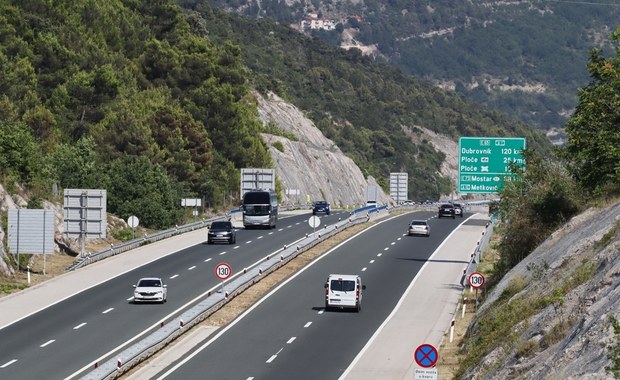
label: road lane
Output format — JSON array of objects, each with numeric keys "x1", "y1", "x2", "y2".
[
  {"x1": 0, "y1": 211, "x2": 348, "y2": 380},
  {"x1": 154, "y1": 211, "x2": 471, "y2": 379}
]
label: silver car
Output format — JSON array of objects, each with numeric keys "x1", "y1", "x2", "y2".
[
  {"x1": 408, "y1": 220, "x2": 430, "y2": 237},
  {"x1": 133, "y1": 277, "x2": 167, "y2": 303}
]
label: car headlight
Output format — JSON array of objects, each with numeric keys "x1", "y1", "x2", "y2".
[{"x1": 134, "y1": 291, "x2": 140, "y2": 297}]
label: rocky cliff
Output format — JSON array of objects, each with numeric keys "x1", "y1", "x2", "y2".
[
  {"x1": 465, "y1": 201, "x2": 620, "y2": 379},
  {"x1": 255, "y1": 91, "x2": 390, "y2": 207}
]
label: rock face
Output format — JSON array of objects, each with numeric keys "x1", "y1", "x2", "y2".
[
  {"x1": 256, "y1": 91, "x2": 389, "y2": 207},
  {"x1": 468, "y1": 202, "x2": 620, "y2": 379}
]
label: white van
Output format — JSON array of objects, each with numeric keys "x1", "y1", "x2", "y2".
[{"x1": 324, "y1": 274, "x2": 365, "y2": 312}]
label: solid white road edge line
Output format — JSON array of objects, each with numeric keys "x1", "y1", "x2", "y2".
[{"x1": 338, "y1": 215, "x2": 476, "y2": 379}]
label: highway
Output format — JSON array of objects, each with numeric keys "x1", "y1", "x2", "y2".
[
  {"x1": 151, "y1": 211, "x2": 467, "y2": 379},
  {"x1": 0, "y1": 212, "x2": 349, "y2": 380}
]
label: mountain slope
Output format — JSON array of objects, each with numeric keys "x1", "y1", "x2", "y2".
[
  {"x1": 200, "y1": 0, "x2": 620, "y2": 141},
  {"x1": 180, "y1": 2, "x2": 552, "y2": 200}
]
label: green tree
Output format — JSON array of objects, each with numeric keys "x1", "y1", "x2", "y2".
[
  {"x1": 496, "y1": 150, "x2": 583, "y2": 276},
  {"x1": 0, "y1": 120, "x2": 42, "y2": 184},
  {"x1": 46, "y1": 136, "x2": 102, "y2": 190},
  {"x1": 560, "y1": 27, "x2": 620, "y2": 196},
  {"x1": 104, "y1": 155, "x2": 184, "y2": 229}
]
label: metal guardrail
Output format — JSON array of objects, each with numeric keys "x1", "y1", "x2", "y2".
[
  {"x1": 82, "y1": 210, "x2": 381, "y2": 379},
  {"x1": 460, "y1": 217, "x2": 495, "y2": 287},
  {"x1": 66, "y1": 215, "x2": 229, "y2": 272}
]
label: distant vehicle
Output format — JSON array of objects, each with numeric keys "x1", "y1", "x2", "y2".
[
  {"x1": 133, "y1": 277, "x2": 167, "y2": 304},
  {"x1": 366, "y1": 200, "x2": 377, "y2": 208},
  {"x1": 408, "y1": 220, "x2": 430, "y2": 237},
  {"x1": 438, "y1": 204, "x2": 455, "y2": 219},
  {"x1": 242, "y1": 189, "x2": 278, "y2": 229},
  {"x1": 313, "y1": 200, "x2": 331, "y2": 215},
  {"x1": 207, "y1": 221, "x2": 236, "y2": 244},
  {"x1": 324, "y1": 274, "x2": 365, "y2": 312},
  {"x1": 452, "y1": 203, "x2": 464, "y2": 218}
]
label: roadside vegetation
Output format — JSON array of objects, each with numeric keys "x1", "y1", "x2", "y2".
[{"x1": 448, "y1": 29, "x2": 620, "y2": 378}]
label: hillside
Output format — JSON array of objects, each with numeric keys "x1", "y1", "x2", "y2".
[
  {"x1": 459, "y1": 201, "x2": 620, "y2": 378},
  {"x1": 179, "y1": 2, "x2": 552, "y2": 200},
  {"x1": 0, "y1": 0, "x2": 551, "y2": 232},
  {"x1": 200, "y1": 0, "x2": 620, "y2": 141}
]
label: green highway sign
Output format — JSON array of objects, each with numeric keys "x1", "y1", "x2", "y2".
[{"x1": 458, "y1": 137, "x2": 526, "y2": 194}]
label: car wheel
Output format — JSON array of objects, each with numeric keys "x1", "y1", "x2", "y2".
[
  {"x1": 452, "y1": 215, "x2": 455, "y2": 219},
  {"x1": 207, "y1": 239, "x2": 213, "y2": 244},
  {"x1": 356, "y1": 303, "x2": 361, "y2": 312},
  {"x1": 230, "y1": 236, "x2": 236, "y2": 244}
]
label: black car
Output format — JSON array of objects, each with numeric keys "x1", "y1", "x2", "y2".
[
  {"x1": 207, "y1": 221, "x2": 236, "y2": 244},
  {"x1": 313, "y1": 200, "x2": 330, "y2": 215},
  {"x1": 438, "y1": 204, "x2": 455, "y2": 219}
]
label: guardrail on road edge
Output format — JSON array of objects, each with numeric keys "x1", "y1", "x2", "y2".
[{"x1": 81, "y1": 210, "x2": 384, "y2": 379}]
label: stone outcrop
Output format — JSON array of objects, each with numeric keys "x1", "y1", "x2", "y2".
[{"x1": 256, "y1": 91, "x2": 390, "y2": 207}]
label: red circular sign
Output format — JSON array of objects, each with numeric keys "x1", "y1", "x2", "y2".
[
  {"x1": 414, "y1": 343, "x2": 438, "y2": 368},
  {"x1": 468, "y1": 271, "x2": 485, "y2": 288},
  {"x1": 215, "y1": 262, "x2": 232, "y2": 280}
]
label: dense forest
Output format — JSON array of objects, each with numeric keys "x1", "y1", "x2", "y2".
[
  {"x1": 0, "y1": 0, "x2": 271, "y2": 227},
  {"x1": 1, "y1": 0, "x2": 550, "y2": 229},
  {"x1": 204, "y1": 0, "x2": 620, "y2": 136}
]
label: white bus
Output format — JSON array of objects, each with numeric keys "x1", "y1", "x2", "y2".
[{"x1": 242, "y1": 190, "x2": 278, "y2": 229}]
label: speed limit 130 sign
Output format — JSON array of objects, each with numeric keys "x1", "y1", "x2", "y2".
[
  {"x1": 215, "y1": 262, "x2": 232, "y2": 280},
  {"x1": 468, "y1": 271, "x2": 485, "y2": 288}
]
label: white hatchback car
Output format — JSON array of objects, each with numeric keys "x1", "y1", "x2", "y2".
[
  {"x1": 133, "y1": 277, "x2": 167, "y2": 303},
  {"x1": 408, "y1": 220, "x2": 430, "y2": 237}
]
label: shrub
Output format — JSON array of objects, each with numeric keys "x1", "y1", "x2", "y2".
[{"x1": 272, "y1": 141, "x2": 285, "y2": 152}]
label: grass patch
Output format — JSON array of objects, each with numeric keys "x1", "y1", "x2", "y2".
[
  {"x1": 516, "y1": 339, "x2": 538, "y2": 359},
  {"x1": 540, "y1": 319, "x2": 573, "y2": 349},
  {"x1": 594, "y1": 219, "x2": 620, "y2": 251}
]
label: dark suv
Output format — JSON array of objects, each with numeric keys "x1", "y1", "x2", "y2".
[
  {"x1": 207, "y1": 221, "x2": 236, "y2": 244},
  {"x1": 438, "y1": 204, "x2": 455, "y2": 219},
  {"x1": 313, "y1": 200, "x2": 330, "y2": 215}
]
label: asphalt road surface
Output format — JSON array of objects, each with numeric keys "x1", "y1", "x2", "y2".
[
  {"x1": 0, "y1": 211, "x2": 349, "y2": 380},
  {"x1": 152, "y1": 211, "x2": 471, "y2": 380}
]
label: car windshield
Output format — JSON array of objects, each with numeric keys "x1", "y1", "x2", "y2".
[
  {"x1": 315, "y1": 201, "x2": 327, "y2": 206},
  {"x1": 211, "y1": 222, "x2": 231, "y2": 229},
  {"x1": 330, "y1": 279, "x2": 356, "y2": 292},
  {"x1": 411, "y1": 221, "x2": 427, "y2": 226},
  {"x1": 138, "y1": 279, "x2": 161, "y2": 287}
]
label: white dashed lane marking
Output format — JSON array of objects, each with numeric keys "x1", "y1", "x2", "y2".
[
  {"x1": 102, "y1": 308, "x2": 114, "y2": 314},
  {"x1": 73, "y1": 322, "x2": 87, "y2": 330},
  {"x1": 1, "y1": 359, "x2": 17, "y2": 368},
  {"x1": 40, "y1": 340, "x2": 55, "y2": 348}
]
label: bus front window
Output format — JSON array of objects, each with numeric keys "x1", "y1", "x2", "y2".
[{"x1": 244, "y1": 205, "x2": 271, "y2": 216}]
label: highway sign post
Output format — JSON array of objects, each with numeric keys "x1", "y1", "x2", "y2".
[
  {"x1": 215, "y1": 262, "x2": 232, "y2": 295},
  {"x1": 308, "y1": 215, "x2": 321, "y2": 236},
  {"x1": 458, "y1": 137, "x2": 526, "y2": 194},
  {"x1": 468, "y1": 271, "x2": 485, "y2": 311}
]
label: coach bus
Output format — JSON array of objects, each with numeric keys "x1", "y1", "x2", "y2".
[{"x1": 242, "y1": 189, "x2": 278, "y2": 229}]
